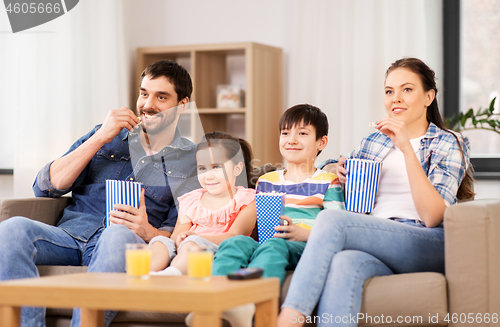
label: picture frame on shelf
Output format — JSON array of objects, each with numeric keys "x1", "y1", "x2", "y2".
[{"x1": 217, "y1": 85, "x2": 244, "y2": 109}]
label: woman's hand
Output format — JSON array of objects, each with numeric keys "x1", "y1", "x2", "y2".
[
  {"x1": 376, "y1": 118, "x2": 445, "y2": 226},
  {"x1": 375, "y1": 118, "x2": 412, "y2": 153},
  {"x1": 273, "y1": 216, "x2": 310, "y2": 242},
  {"x1": 335, "y1": 156, "x2": 348, "y2": 183}
]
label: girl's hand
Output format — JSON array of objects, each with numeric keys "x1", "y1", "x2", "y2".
[
  {"x1": 273, "y1": 216, "x2": 310, "y2": 242},
  {"x1": 335, "y1": 156, "x2": 348, "y2": 183},
  {"x1": 375, "y1": 118, "x2": 412, "y2": 153},
  {"x1": 175, "y1": 231, "x2": 196, "y2": 247}
]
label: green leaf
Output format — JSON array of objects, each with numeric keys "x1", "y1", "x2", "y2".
[
  {"x1": 489, "y1": 97, "x2": 496, "y2": 113},
  {"x1": 460, "y1": 113, "x2": 467, "y2": 127},
  {"x1": 472, "y1": 116, "x2": 478, "y2": 127},
  {"x1": 445, "y1": 116, "x2": 455, "y2": 128},
  {"x1": 449, "y1": 97, "x2": 500, "y2": 134}
]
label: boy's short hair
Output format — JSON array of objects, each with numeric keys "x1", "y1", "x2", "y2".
[
  {"x1": 279, "y1": 104, "x2": 329, "y2": 140},
  {"x1": 140, "y1": 60, "x2": 193, "y2": 102}
]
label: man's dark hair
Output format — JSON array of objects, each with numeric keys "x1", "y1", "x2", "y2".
[
  {"x1": 279, "y1": 104, "x2": 329, "y2": 140},
  {"x1": 140, "y1": 60, "x2": 193, "y2": 102},
  {"x1": 279, "y1": 104, "x2": 329, "y2": 156}
]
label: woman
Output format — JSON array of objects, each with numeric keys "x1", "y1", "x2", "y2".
[{"x1": 277, "y1": 57, "x2": 474, "y2": 326}]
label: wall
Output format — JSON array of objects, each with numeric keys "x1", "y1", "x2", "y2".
[
  {"x1": 0, "y1": 176, "x2": 13, "y2": 198},
  {"x1": 475, "y1": 180, "x2": 500, "y2": 200}
]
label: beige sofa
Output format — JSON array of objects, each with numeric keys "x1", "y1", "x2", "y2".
[{"x1": 1, "y1": 197, "x2": 499, "y2": 327}]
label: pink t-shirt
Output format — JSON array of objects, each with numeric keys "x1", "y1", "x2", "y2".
[{"x1": 178, "y1": 186, "x2": 256, "y2": 236}]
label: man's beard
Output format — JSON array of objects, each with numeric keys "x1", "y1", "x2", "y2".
[{"x1": 140, "y1": 107, "x2": 178, "y2": 136}]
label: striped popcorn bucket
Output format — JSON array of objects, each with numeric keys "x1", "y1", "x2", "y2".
[
  {"x1": 105, "y1": 180, "x2": 143, "y2": 227},
  {"x1": 256, "y1": 192, "x2": 286, "y2": 244},
  {"x1": 345, "y1": 159, "x2": 383, "y2": 213}
]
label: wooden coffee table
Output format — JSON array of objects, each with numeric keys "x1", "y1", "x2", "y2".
[{"x1": 0, "y1": 273, "x2": 280, "y2": 327}]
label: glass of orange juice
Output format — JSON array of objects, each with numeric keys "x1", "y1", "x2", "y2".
[
  {"x1": 187, "y1": 249, "x2": 214, "y2": 281},
  {"x1": 125, "y1": 243, "x2": 151, "y2": 279}
]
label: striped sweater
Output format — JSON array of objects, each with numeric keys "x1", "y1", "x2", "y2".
[{"x1": 256, "y1": 169, "x2": 345, "y2": 229}]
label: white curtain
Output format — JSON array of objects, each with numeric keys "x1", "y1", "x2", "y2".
[
  {"x1": 285, "y1": 0, "x2": 443, "y2": 164},
  {"x1": 0, "y1": 0, "x2": 129, "y2": 197}
]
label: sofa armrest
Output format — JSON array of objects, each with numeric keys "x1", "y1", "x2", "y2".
[
  {"x1": 0, "y1": 197, "x2": 72, "y2": 226},
  {"x1": 445, "y1": 199, "x2": 500, "y2": 326}
]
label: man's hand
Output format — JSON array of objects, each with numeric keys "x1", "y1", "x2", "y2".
[
  {"x1": 175, "y1": 231, "x2": 196, "y2": 248},
  {"x1": 109, "y1": 189, "x2": 158, "y2": 242},
  {"x1": 48, "y1": 108, "x2": 140, "y2": 191},
  {"x1": 273, "y1": 216, "x2": 310, "y2": 242},
  {"x1": 95, "y1": 107, "x2": 140, "y2": 145}
]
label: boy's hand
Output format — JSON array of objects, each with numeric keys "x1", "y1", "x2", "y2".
[
  {"x1": 175, "y1": 231, "x2": 196, "y2": 247},
  {"x1": 274, "y1": 216, "x2": 310, "y2": 242}
]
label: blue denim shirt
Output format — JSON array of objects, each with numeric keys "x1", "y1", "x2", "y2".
[{"x1": 33, "y1": 125, "x2": 199, "y2": 242}]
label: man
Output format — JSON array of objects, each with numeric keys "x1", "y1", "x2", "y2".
[{"x1": 0, "y1": 60, "x2": 198, "y2": 327}]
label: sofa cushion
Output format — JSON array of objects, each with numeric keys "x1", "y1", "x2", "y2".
[
  {"x1": 359, "y1": 272, "x2": 447, "y2": 327},
  {"x1": 0, "y1": 197, "x2": 71, "y2": 225},
  {"x1": 280, "y1": 271, "x2": 447, "y2": 327},
  {"x1": 445, "y1": 199, "x2": 500, "y2": 323},
  {"x1": 38, "y1": 265, "x2": 88, "y2": 276}
]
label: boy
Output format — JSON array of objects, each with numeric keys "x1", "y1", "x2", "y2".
[{"x1": 186, "y1": 104, "x2": 345, "y2": 327}]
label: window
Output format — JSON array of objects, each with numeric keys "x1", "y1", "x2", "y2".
[{"x1": 443, "y1": 0, "x2": 500, "y2": 179}]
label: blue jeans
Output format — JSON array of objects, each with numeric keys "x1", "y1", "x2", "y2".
[
  {"x1": 282, "y1": 210, "x2": 444, "y2": 327},
  {"x1": 0, "y1": 217, "x2": 144, "y2": 327}
]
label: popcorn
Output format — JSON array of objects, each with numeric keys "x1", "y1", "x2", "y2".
[
  {"x1": 369, "y1": 122, "x2": 377, "y2": 128},
  {"x1": 344, "y1": 159, "x2": 383, "y2": 213},
  {"x1": 105, "y1": 180, "x2": 143, "y2": 227}
]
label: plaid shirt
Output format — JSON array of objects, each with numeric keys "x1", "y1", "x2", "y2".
[{"x1": 320, "y1": 123, "x2": 470, "y2": 206}]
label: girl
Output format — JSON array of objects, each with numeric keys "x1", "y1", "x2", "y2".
[
  {"x1": 277, "y1": 58, "x2": 474, "y2": 326},
  {"x1": 148, "y1": 131, "x2": 256, "y2": 276}
]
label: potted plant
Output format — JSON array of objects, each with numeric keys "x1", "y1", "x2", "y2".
[
  {"x1": 445, "y1": 97, "x2": 500, "y2": 180},
  {"x1": 446, "y1": 97, "x2": 499, "y2": 134}
]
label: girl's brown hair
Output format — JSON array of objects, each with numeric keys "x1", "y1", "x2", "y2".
[
  {"x1": 196, "y1": 131, "x2": 254, "y2": 188},
  {"x1": 386, "y1": 57, "x2": 475, "y2": 201}
]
